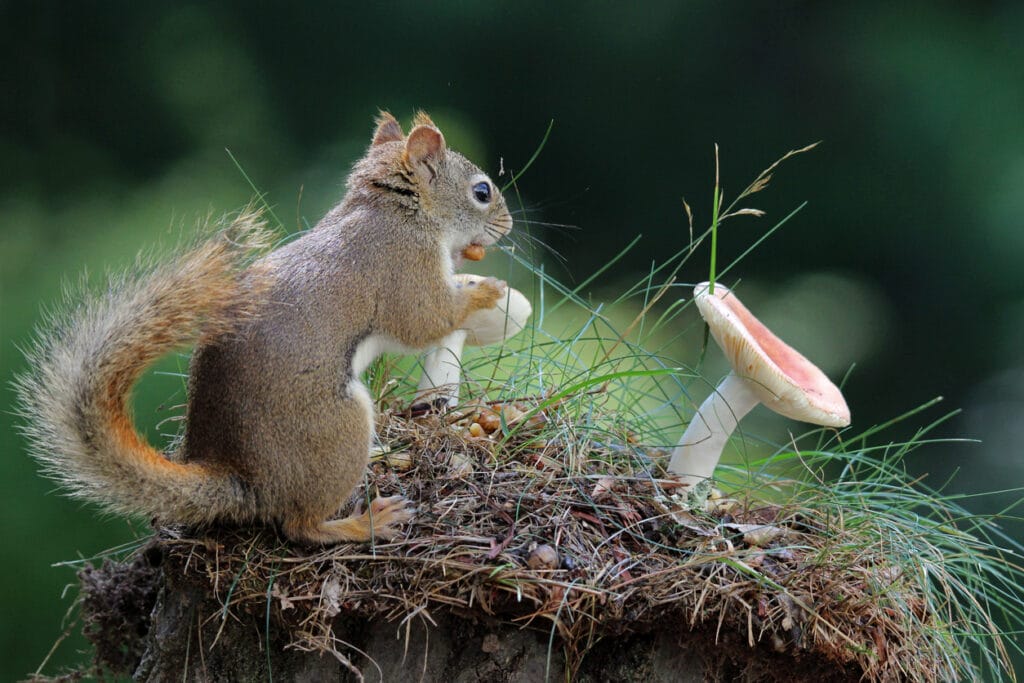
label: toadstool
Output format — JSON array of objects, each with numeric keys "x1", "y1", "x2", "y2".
[
  {"x1": 415, "y1": 274, "x2": 532, "y2": 409},
  {"x1": 667, "y1": 281, "x2": 850, "y2": 487}
]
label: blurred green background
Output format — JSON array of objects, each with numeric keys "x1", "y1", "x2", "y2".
[{"x1": 3, "y1": 1, "x2": 1023, "y2": 678}]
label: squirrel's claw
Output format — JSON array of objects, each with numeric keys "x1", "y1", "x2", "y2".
[{"x1": 364, "y1": 495, "x2": 416, "y2": 540}]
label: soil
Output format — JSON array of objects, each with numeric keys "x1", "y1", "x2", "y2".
[{"x1": 75, "y1": 539, "x2": 862, "y2": 682}]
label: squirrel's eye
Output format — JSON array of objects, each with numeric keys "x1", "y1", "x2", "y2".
[{"x1": 472, "y1": 181, "x2": 492, "y2": 204}]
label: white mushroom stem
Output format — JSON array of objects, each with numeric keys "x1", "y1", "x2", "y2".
[
  {"x1": 416, "y1": 330, "x2": 468, "y2": 407},
  {"x1": 415, "y1": 275, "x2": 532, "y2": 409},
  {"x1": 667, "y1": 372, "x2": 761, "y2": 488}
]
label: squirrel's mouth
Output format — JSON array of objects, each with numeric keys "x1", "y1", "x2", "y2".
[{"x1": 452, "y1": 212, "x2": 511, "y2": 270}]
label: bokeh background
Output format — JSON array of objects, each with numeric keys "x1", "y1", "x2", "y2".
[{"x1": 2, "y1": 2, "x2": 1022, "y2": 678}]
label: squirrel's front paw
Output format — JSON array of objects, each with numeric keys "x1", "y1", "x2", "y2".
[{"x1": 467, "y1": 276, "x2": 507, "y2": 311}]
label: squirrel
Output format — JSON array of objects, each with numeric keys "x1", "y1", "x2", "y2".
[{"x1": 15, "y1": 111, "x2": 513, "y2": 545}]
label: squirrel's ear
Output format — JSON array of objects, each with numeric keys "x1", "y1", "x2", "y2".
[
  {"x1": 372, "y1": 111, "x2": 403, "y2": 146},
  {"x1": 404, "y1": 125, "x2": 446, "y2": 183},
  {"x1": 412, "y1": 110, "x2": 435, "y2": 128}
]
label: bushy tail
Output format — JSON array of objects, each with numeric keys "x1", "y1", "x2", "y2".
[{"x1": 14, "y1": 208, "x2": 273, "y2": 526}]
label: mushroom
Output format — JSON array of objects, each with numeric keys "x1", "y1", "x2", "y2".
[
  {"x1": 667, "y1": 282, "x2": 850, "y2": 487},
  {"x1": 415, "y1": 274, "x2": 532, "y2": 409}
]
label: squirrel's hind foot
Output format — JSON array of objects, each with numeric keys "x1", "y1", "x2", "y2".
[{"x1": 283, "y1": 495, "x2": 415, "y2": 545}]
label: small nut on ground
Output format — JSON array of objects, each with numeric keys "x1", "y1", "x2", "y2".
[
  {"x1": 462, "y1": 244, "x2": 486, "y2": 261},
  {"x1": 477, "y1": 410, "x2": 501, "y2": 433},
  {"x1": 527, "y1": 544, "x2": 559, "y2": 570}
]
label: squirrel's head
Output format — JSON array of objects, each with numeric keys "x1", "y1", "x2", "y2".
[{"x1": 354, "y1": 111, "x2": 513, "y2": 268}]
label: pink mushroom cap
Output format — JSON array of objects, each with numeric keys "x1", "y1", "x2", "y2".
[{"x1": 693, "y1": 282, "x2": 851, "y2": 428}]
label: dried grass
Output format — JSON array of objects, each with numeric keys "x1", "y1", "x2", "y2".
[{"x1": 156, "y1": 402, "x2": 960, "y2": 682}]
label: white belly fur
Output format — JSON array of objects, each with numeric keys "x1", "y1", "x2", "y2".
[
  {"x1": 348, "y1": 334, "x2": 406, "y2": 447},
  {"x1": 350, "y1": 333, "x2": 415, "y2": 377}
]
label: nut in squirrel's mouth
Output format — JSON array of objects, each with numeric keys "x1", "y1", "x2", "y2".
[
  {"x1": 462, "y1": 244, "x2": 486, "y2": 261},
  {"x1": 452, "y1": 242, "x2": 488, "y2": 270}
]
